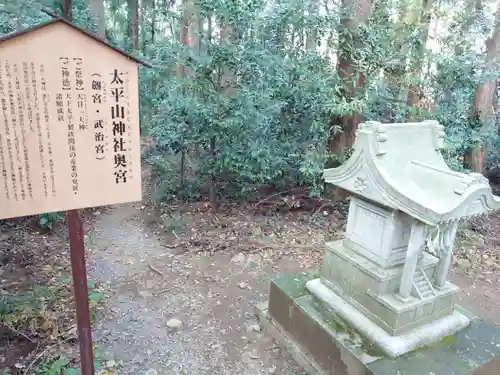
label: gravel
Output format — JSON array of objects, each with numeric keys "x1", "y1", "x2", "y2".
[{"x1": 87, "y1": 204, "x2": 305, "y2": 375}]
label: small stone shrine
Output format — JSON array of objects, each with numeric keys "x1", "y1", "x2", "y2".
[{"x1": 259, "y1": 121, "x2": 500, "y2": 374}]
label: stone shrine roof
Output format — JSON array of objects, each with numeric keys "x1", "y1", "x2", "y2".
[{"x1": 324, "y1": 121, "x2": 500, "y2": 226}]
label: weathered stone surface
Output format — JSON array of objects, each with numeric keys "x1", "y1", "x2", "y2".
[
  {"x1": 262, "y1": 121, "x2": 500, "y2": 370},
  {"x1": 166, "y1": 318, "x2": 183, "y2": 329},
  {"x1": 320, "y1": 240, "x2": 461, "y2": 335},
  {"x1": 323, "y1": 121, "x2": 500, "y2": 225},
  {"x1": 304, "y1": 121, "x2": 500, "y2": 358},
  {"x1": 259, "y1": 274, "x2": 500, "y2": 375}
]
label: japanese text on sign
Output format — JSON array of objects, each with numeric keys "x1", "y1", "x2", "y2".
[
  {"x1": 0, "y1": 21, "x2": 142, "y2": 220},
  {"x1": 110, "y1": 69, "x2": 128, "y2": 184}
]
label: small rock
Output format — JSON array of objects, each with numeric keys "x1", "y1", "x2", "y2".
[
  {"x1": 268, "y1": 366, "x2": 277, "y2": 374},
  {"x1": 134, "y1": 356, "x2": 146, "y2": 364},
  {"x1": 247, "y1": 324, "x2": 261, "y2": 332},
  {"x1": 231, "y1": 252, "x2": 246, "y2": 265},
  {"x1": 248, "y1": 351, "x2": 260, "y2": 359},
  {"x1": 145, "y1": 369, "x2": 158, "y2": 375},
  {"x1": 484, "y1": 259, "x2": 497, "y2": 268},
  {"x1": 456, "y1": 258, "x2": 472, "y2": 270},
  {"x1": 167, "y1": 318, "x2": 183, "y2": 329}
]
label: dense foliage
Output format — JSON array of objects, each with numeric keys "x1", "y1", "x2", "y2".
[{"x1": 1, "y1": 0, "x2": 499, "y2": 208}]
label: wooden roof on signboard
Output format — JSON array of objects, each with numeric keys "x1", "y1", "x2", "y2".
[{"x1": 0, "y1": 17, "x2": 151, "y2": 68}]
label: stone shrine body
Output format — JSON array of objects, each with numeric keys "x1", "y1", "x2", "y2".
[{"x1": 306, "y1": 120, "x2": 500, "y2": 358}]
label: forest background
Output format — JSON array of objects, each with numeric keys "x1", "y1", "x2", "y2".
[{"x1": 2, "y1": 0, "x2": 500, "y2": 213}]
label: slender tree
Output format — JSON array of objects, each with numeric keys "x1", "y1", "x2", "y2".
[
  {"x1": 305, "y1": 0, "x2": 318, "y2": 51},
  {"x1": 61, "y1": 0, "x2": 72, "y2": 20},
  {"x1": 128, "y1": 0, "x2": 139, "y2": 50},
  {"x1": 406, "y1": 0, "x2": 434, "y2": 116},
  {"x1": 88, "y1": 0, "x2": 106, "y2": 39},
  {"x1": 330, "y1": 0, "x2": 373, "y2": 152},
  {"x1": 465, "y1": 6, "x2": 500, "y2": 173}
]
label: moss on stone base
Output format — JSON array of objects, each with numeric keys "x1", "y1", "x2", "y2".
[{"x1": 264, "y1": 273, "x2": 500, "y2": 375}]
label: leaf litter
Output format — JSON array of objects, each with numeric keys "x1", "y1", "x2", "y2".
[{"x1": 2, "y1": 185, "x2": 500, "y2": 374}]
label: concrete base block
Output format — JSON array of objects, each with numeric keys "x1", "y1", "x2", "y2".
[
  {"x1": 257, "y1": 273, "x2": 500, "y2": 375},
  {"x1": 322, "y1": 241, "x2": 461, "y2": 334},
  {"x1": 306, "y1": 278, "x2": 470, "y2": 358}
]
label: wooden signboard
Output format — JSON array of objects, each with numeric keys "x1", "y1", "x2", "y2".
[{"x1": 0, "y1": 19, "x2": 143, "y2": 220}]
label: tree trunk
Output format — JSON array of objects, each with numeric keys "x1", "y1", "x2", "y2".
[
  {"x1": 187, "y1": 0, "x2": 203, "y2": 76},
  {"x1": 329, "y1": 0, "x2": 372, "y2": 153},
  {"x1": 456, "y1": 0, "x2": 484, "y2": 53},
  {"x1": 127, "y1": 0, "x2": 139, "y2": 50},
  {"x1": 151, "y1": 0, "x2": 156, "y2": 46},
  {"x1": 305, "y1": 0, "x2": 317, "y2": 50},
  {"x1": 220, "y1": 24, "x2": 235, "y2": 95},
  {"x1": 61, "y1": 0, "x2": 72, "y2": 21},
  {"x1": 87, "y1": 0, "x2": 106, "y2": 40},
  {"x1": 144, "y1": 0, "x2": 156, "y2": 125},
  {"x1": 177, "y1": 0, "x2": 189, "y2": 77},
  {"x1": 465, "y1": 8, "x2": 500, "y2": 173},
  {"x1": 177, "y1": 0, "x2": 190, "y2": 189},
  {"x1": 406, "y1": 0, "x2": 434, "y2": 118}
]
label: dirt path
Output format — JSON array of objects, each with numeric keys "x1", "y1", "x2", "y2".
[
  {"x1": 86, "y1": 202, "x2": 500, "y2": 375},
  {"x1": 87, "y1": 203, "x2": 306, "y2": 375}
]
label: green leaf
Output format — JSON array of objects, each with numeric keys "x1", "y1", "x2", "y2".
[
  {"x1": 39, "y1": 215, "x2": 49, "y2": 228},
  {"x1": 88, "y1": 292, "x2": 104, "y2": 303},
  {"x1": 49, "y1": 357, "x2": 69, "y2": 373},
  {"x1": 64, "y1": 368, "x2": 81, "y2": 375}
]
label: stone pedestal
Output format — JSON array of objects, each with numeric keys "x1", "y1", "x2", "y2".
[
  {"x1": 321, "y1": 240, "x2": 462, "y2": 336},
  {"x1": 304, "y1": 195, "x2": 470, "y2": 358},
  {"x1": 258, "y1": 273, "x2": 500, "y2": 375},
  {"x1": 259, "y1": 121, "x2": 500, "y2": 374}
]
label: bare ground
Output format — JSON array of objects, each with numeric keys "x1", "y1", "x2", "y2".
[
  {"x1": 87, "y1": 201, "x2": 329, "y2": 375},
  {"x1": 0, "y1": 216, "x2": 82, "y2": 374},
  {"x1": 86, "y1": 198, "x2": 500, "y2": 375},
  {"x1": 2, "y1": 193, "x2": 500, "y2": 374}
]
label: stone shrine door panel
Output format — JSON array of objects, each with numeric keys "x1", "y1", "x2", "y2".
[{"x1": 345, "y1": 198, "x2": 413, "y2": 268}]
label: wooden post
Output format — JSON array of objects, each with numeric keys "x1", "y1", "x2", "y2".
[
  {"x1": 61, "y1": 1, "x2": 95, "y2": 374},
  {"x1": 67, "y1": 210, "x2": 95, "y2": 375}
]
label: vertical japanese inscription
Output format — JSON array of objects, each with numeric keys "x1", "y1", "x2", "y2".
[
  {"x1": 0, "y1": 60, "x2": 53, "y2": 202},
  {"x1": 40, "y1": 64, "x2": 56, "y2": 197},
  {"x1": 15, "y1": 63, "x2": 33, "y2": 199},
  {"x1": 0, "y1": 62, "x2": 11, "y2": 200},
  {"x1": 74, "y1": 58, "x2": 88, "y2": 132},
  {"x1": 110, "y1": 69, "x2": 128, "y2": 184},
  {"x1": 32, "y1": 62, "x2": 48, "y2": 198},
  {"x1": 92, "y1": 73, "x2": 106, "y2": 160},
  {"x1": 6, "y1": 62, "x2": 26, "y2": 200},
  {"x1": 23, "y1": 63, "x2": 34, "y2": 133},
  {"x1": 60, "y1": 57, "x2": 79, "y2": 194}
]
